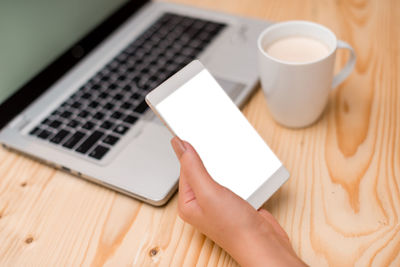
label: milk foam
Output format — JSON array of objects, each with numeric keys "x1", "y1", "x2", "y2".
[{"x1": 265, "y1": 36, "x2": 330, "y2": 63}]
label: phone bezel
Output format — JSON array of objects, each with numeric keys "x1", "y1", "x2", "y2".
[{"x1": 146, "y1": 60, "x2": 204, "y2": 106}]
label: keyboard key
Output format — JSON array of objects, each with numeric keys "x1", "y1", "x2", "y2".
[
  {"x1": 71, "y1": 101, "x2": 82, "y2": 109},
  {"x1": 148, "y1": 75, "x2": 158, "y2": 82},
  {"x1": 142, "y1": 84, "x2": 151, "y2": 91},
  {"x1": 49, "y1": 120, "x2": 62, "y2": 129},
  {"x1": 116, "y1": 55, "x2": 127, "y2": 64},
  {"x1": 76, "y1": 130, "x2": 104, "y2": 154},
  {"x1": 100, "y1": 120, "x2": 114, "y2": 130},
  {"x1": 132, "y1": 76, "x2": 140, "y2": 84},
  {"x1": 41, "y1": 118, "x2": 51, "y2": 125},
  {"x1": 80, "y1": 85, "x2": 90, "y2": 92},
  {"x1": 141, "y1": 67, "x2": 149, "y2": 74},
  {"x1": 67, "y1": 120, "x2": 80, "y2": 128},
  {"x1": 101, "y1": 75, "x2": 110, "y2": 82},
  {"x1": 104, "y1": 102, "x2": 114, "y2": 110},
  {"x1": 121, "y1": 102, "x2": 132, "y2": 110},
  {"x1": 89, "y1": 145, "x2": 110, "y2": 160},
  {"x1": 88, "y1": 101, "x2": 100, "y2": 109},
  {"x1": 111, "y1": 111, "x2": 123, "y2": 119},
  {"x1": 122, "y1": 85, "x2": 132, "y2": 92},
  {"x1": 82, "y1": 121, "x2": 95, "y2": 130},
  {"x1": 103, "y1": 135, "x2": 120, "y2": 146},
  {"x1": 60, "y1": 111, "x2": 73, "y2": 119},
  {"x1": 109, "y1": 83, "x2": 118, "y2": 90},
  {"x1": 70, "y1": 92, "x2": 79, "y2": 99},
  {"x1": 109, "y1": 67, "x2": 119, "y2": 74},
  {"x1": 78, "y1": 110, "x2": 90, "y2": 118},
  {"x1": 63, "y1": 131, "x2": 86, "y2": 149},
  {"x1": 113, "y1": 93, "x2": 124, "y2": 100},
  {"x1": 93, "y1": 111, "x2": 105, "y2": 120},
  {"x1": 123, "y1": 115, "x2": 138, "y2": 124},
  {"x1": 113, "y1": 124, "x2": 129, "y2": 135},
  {"x1": 92, "y1": 84, "x2": 100, "y2": 90},
  {"x1": 198, "y1": 31, "x2": 212, "y2": 42},
  {"x1": 82, "y1": 93, "x2": 91, "y2": 99},
  {"x1": 29, "y1": 127, "x2": 41, "y2": 136},
  {"x1": 131, "y1": 92, "x2": 141, "y2": 99},
  {"x1": 51, "y1": 110, "x2": 61, "y2": 116},
  {"x1": 133, "y1": 100, "x2": 149, "y2": 114},
  {"x1": 182, "y1": 47, "x2": 195, "y2": 56},
  {"x1": 204, "y1": 22, "x2": 218, "y2": 32},
  {"x1": 193, "y1": 20, "x2": 206, "y2": 29},
  {"x1": 60, "y1": 101, "x2": 69, "y2": 107},
  {"x1": 50, "y1": 129, "x2": 70, "y2": 144},
  {"x1": 38, "y1": 129, "x2": 52, "y2": 140},
  {"x1": 99, "y1": 92, "x2": 109, "y2": 99},
  {"x1": 166, "y1": 62, "x2": 178, "y2": 71}
]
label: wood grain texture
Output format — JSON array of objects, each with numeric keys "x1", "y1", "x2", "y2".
[{"x1": 0, "y1": 0, "x2": 399, "y2": 266}]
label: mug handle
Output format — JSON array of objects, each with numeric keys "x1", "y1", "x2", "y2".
[{"x1": 332, "y1": 40, "x2": 356, "y2": 89}]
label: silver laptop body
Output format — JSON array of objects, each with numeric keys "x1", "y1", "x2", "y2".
[{"x1": 0, "y1": 1, "x2": 271, "y2": 205}]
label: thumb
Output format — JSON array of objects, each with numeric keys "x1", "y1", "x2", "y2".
[{"x1": 171, "y1": 137, "x2": 219, "y2": 200}]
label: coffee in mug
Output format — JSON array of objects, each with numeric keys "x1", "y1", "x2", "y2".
[
  {"x1": 257, "y1": 21, "x2": 356, "y2": 128},
  {"x1": 264, "y1": 36, "x2": 330, "y2": 63}
]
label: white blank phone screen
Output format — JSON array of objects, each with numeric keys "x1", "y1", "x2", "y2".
[{"x1": 156, "y1": 69, "x2": 282, "y2": 199}]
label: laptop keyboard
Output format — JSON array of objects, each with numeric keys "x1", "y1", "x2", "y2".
[{"x1": 29, "y1": 13, "x2": 226, "y2": 160}]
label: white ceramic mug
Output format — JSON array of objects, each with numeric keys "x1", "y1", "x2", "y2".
[{"x1": 257, "y1": 21, "x2": 356, "y2": 128}]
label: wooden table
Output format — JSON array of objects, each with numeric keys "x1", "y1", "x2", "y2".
[{"x1": 1, "y1": 0, "x2": 399, "y2": 266}]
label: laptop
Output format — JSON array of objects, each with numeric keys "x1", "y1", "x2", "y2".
[{"x1": 0, "y1": 0, "x2": 271, "y2": 205}]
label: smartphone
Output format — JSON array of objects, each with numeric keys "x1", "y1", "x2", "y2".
[{"x1": 146, "y1": 60, "x2": 289, "y2": 209}]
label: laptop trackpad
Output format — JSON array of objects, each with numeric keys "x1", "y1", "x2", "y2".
[{"x1": 215, "y1": 77, "x2": 244, "y2": 101}]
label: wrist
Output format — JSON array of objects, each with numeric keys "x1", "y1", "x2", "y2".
[{"x1": 226, "y1": 221, "x2": 306, "y2": 267}]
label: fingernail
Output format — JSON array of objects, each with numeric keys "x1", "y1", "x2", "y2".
[{"x1": 171, "y1": 136, "x2": 186, "y2": 159}]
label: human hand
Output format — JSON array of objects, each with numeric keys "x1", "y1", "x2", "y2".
[{"x1": 171, "y1": 137, "x2": 306, "y2": 267}]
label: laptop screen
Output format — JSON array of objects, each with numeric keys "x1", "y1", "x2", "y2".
[{"x1": 0, "y1": 0, "x2": 129, "y2": 105}]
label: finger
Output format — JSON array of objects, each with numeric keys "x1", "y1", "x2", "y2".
[
  {"x1": 179, "y1": 140, "x2": 221, "y2": 198},
  {"x1": 171, "y1": 136, "x2": 186, "y2": 159},
  {"x1": 258, "y1": 209, "x2": 290, "y2": 241},
  {"x1": 171, "y1": 137, "x2": 220, "y2": 200}
]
